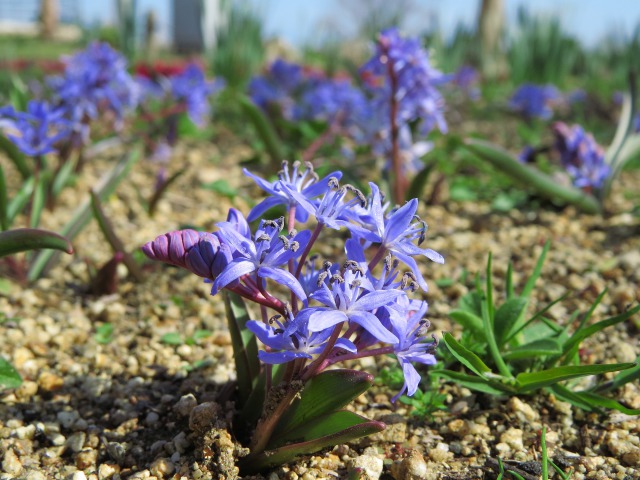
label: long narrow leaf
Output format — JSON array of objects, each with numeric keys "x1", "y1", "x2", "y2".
[
  {"x1": 7, "y1": 176, "x2": 34, "y2": 224},
  {"x1": 449, "y1": 310, "x2": 484, "y2": 334},
  {"x1": 516, "y1": 363, "x2": 635, "y2": 392},
  {"x1": 223, "y1": 291, "x2": 260, "y2": 404},
  {"x1": 592, "y1": 357, "x2": 640, "y2": 394},
  {"x1": 494, "y1": 297, "x2": 529, "y2": 347},
  {"x1": 0, "y1": 228, "x2": 73, "y2": 257},
  {"x1": 148, "y1": 168, "x2": 187, "y2": 217},
  {"x1": 27, "y1": 146, "x2": 141, "y2": 281},
  {"x1": 238, "y1": 93, "x2": 285, "y2": 170},
  {"x1": 51, "y1": 155, "x2": 78, "y2": 197},
  {"x1": 561, "y1": 305, "x2": 640, "y2": 360},
  {"x1": 241, "y1": 415, "x2": 384, "y2": 474},
  {"x1": 89, "y1": 190, "x2": 144, "y2": 282},
  {"x1": 0, "y1": 134, "x2": 30, "y2": 179},
  {"x1": 29, "y1": 173, "x2": 48, "y2": 229},
  {"x1": 0, "y1": 166, "x2": 7, "y2": 231},
  {"x1": 431, "y1": 369, "x2": 511, "y2": 395},
  {"x1": 521, "y1": 240, "x2": 550, "y2": 298},
  {"x1": 442, "y1": 332, "x2": 493, "y2": 377},
  {"x1": 464, "y1": 139, "x2": 600, "y2": 214},
  {"x1": 273, "y1": 370, "x2": 374, "y2": 438}
]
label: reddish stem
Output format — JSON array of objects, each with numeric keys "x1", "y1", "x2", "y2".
[{"x1": 382, "y1": 41, "x2": 405, "y2": 204}]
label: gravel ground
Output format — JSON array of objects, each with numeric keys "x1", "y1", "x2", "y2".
[{"x1": 1, "y1": 140, "x2": 639, "y2": 479}]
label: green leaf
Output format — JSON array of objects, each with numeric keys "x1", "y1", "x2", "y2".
[
  {"x1": 223, "y1": 291, "x2": 260, "y2": 403},
  {"x1": 406, "y1": 162, "x2": 435, "y2": 201},
  {"x1": 516, "y1": 363, "x2": 636, "y2": 392},
  {"x1": 593, "y1": 357, "x2": 640, "y2": 394},
  {"x1": 431, "y1": 369, "x2": 511, "y2": 395},
  {"x1": 521, "y1": 240, "x2": 550, "y2": 299},
  {"x1": 493, "y1": 297, "x2": 529, "y2": 347},
  {"x1": 51, "y1": 155, "x2": 78, "y2": 198},
  {"x1": 0, "y1": 165, "x2": 8, "y2": 231},
  {"x1": 27, "y1": 146, "x2": 141, "y2": 281},
  {"x1": 7, "y1": 176, "x2": 34, "y2": 225},
  {"x1": 160, "y1": 332, "x2": 183, "y2": 345},
  {"x1": 442, "y1": 332, "x2": 492, "y2": 377},
  {"x1": 202, "y1": 179, "x2": 238, "y2": 199},
  {"x1": 273, "y1": 369, "x2": 374, "y2": 439},
  {"x1": 0, "y1": 357, "x2": 22, "y2": 389},
  {"x1": 502, "y1": 338, "x2": 562, "y2": 361},
  {"x1": 561, "y1": 305, "x2": 640, "y2": 359},
  {"x1": 0, "y1": 228, "x2": 73, "y2": 257},
  {"x1": 237, "y1": 93, "x2": 285, "y2": 170},
  {"x1": 604, "y1": 73, "x2": 637, "y2": 197},
  {"x1": 240, "y1": 413, "x2": 384, "y2": 474},
  {"x1": 0, "y1": 134, "x2": 30, "y2": 180},
  {"x1": 551, "y1": 384, "x2": 640, "y2": 415},
  {"x1": 449, "y1": 310, "x2": 484, "y2": 334},
  {"x1": 273, "y1": 409, "x2": 374, "y2": 447},
  {"x1": 30, "y1": 171, "x2": 50, "y2": 229},
  {"x1": 94, "y1": 323, "x2": 114, "y2": 345},
  {"x1": 458, "y1": 291, "x2": 483, "y2": 317},
  {"x1": 463, "y1": 139, "x2": 600, "y2": 214}
]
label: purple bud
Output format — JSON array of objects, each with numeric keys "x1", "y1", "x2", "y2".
[{"x1": 142, "y1": 229, "x2": 225, "y2": 280}]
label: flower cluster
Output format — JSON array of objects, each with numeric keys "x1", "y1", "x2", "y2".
[
  {"x1": 49, "y1": 41, "x2": 140, "y2": 127},
  {"x1": 509, "y1": 83, "x2": 560, "y2": 120},
  {"x1": 0, "y1": 101, "x2": 70, "y2": 156},
  {"x1": 360, "y1": 27, "x2": 448, "y2": 137},
  {"x1": 552, "y1": 122, "x2": 610, "y2": 190},
  {"x1": 143, "y1": 162, "x2": 443, "y2": 401}
]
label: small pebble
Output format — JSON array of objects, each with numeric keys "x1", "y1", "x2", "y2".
[
  {"x1": 150, "y1": 457, "x2": 175, "y2": 478},
  {"x1": 174, "y1": 394, "x2": 198, "y2": 417},
  {"x1": 350, "y1": 454, "x2": 383, "y2": 480},
  {"x1": 2, "y1": 449, "x2": 23, "y2": 476},
  {"x1": 37, "y1": 371, "x2": 65, "y2": 392}
]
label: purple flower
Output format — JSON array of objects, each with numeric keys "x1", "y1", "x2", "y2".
[
  {"x1": 451, "y1": 65, "x2": 480, "y2": 101},
  {"x1": 360, "y1": 28, "x2": 448, "y2": 136},
  {"x1": 297, "y1": 77, "x2": 370, "y2": 136},
  {"x1": 355, "y1": 182, "x2": 444, "y2": 291},
  {"x1": 283, "y1": 177, "x2": 368, "y2": 232},
  {"x1": 552, "y1": 122, "x2": 610, "y2": 190},
  {"x1": 249, "y1": 59, "x2": 304, "y2": 120},
  {"x1": 212, "y1": 216, "x2": 311, "y2": 300},
  {"x1": 4, "y1": 100, "x2": 70, "y2": 156},
  {"x1": 385, "y1": 298, "x2": 437, "y2": 401},
  {"x1": 246, "y1": 309, "x2": 356, "y2": 364},
  {"x1": 297, "y1": 268, "x2": 400, "y2": 344},
  {"x1": 49, "y1": 42, "x2": 140, "y2": 125},
  {"x1": 171, "y1": 63, "x2": 223, "y2": 126},
  {"x1": 244, "y1": 161, "x2": 342, "y2": 222},
  {"x1": 509, "y1": 83, "x2": 560, "y2": 120}
]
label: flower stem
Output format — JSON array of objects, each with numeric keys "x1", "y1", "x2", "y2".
[
  {"x1": 301, "y1": 321, "x2": 344, "y2": 381},
  {"x1": 294, "y1": 222, "x2": 324, "y2": 278},
  {"x1": 325, "y1": 346, "x2": 394, "y2": 367},
  {"x1": 383, "y1": 43, "x2": 406, "y2": 204},
  {"x1": 368, "y1": 245, "x2": 388, "y2": 272}
]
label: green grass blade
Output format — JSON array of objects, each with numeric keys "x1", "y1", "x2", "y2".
[
  {"x1": 592, "y1": 356, "x2": 640, "y2": 394},
  {"x1": 494, "y1": 297, "x2": 529, "y2": 347},
  {"x1": 516, "y1": 363, "x2": 635, "y2": 392},
  {"x1": 486, "y1": 253, "x2": 494, "y2": 321},
  {"x1": 502, "y1": 338, "x2": 563, "y2": 361},
  {"x1": 506, "y1": 261, "x2": 514, "y2": 299},
  {"x1": 561, "y1": 304, "x2": 640, "y2": 359},
  {"x1": 521, "y1": 240, "x2": 550, "y2": 299},
  {"x1": 237, "y1": 93, "x2": 285, "y2": 170},
  {"x1": 542, "y1": 427, "x2": 549, "y2": 480}
]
